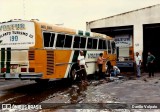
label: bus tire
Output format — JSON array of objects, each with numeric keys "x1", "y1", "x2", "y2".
[
  {"x1": 69, "y1": 68, "x2": 78, "y2": 82},
  {"x1": 71, "y1": 68, "x2": 77, "y2": 80}
]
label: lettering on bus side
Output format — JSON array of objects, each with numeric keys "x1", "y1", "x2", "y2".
[
  {"x1": 0, "y1": 31, "x2": 33, "y2": 39},
  {"x1": 0, "y1": 32, "x2": 11, "y2": 38},
  {"x1": 41, "y1": 25, "x2": 52, "y2": 30},
  {"x1": 41, "y1": 25, "x2": 46, "y2": 29},
  {"x1": 88, "y1": 53, "x2": 99, "y2": 58},
  {"x1": 47, "y1": 26, "x2": 52, "y2": 30},
  {"x1": 0, "y1": 24, "x2": 25, "y2": 31}
]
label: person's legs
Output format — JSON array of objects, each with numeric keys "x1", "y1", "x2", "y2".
[
  {"x1": 113, "y1": 70, "x2": 117, "y2": 77},
  {"x1": 98, "y1": 64, "x2": 103, "y2": 79},
  {"x1": 111, "y1": 71, "x2": 114, "y2": 77},
  {"x1": 148, "y1": 63, "x2": 151, "y2": 77},
  {"x1": 108, "y1": 67, "x2": 111, "y2": 75},
  {"x1": 106, "y1": 68, "x2": 110, "y2": 76},
  {"x1": 78, "y1": 66, "x2": 83, "y2": 82},
  {"x1": 136, "y1": 65, "x2": 141, "y2": 77},
  {"x1": 150, "y1": 63, "x2": 154, "y2": 77},
  {"x1": 116, "y1": 70, "x2": 120, "y2": 76},
  {"x1": 113, "y1": 70, "x2": 120, "y2": 77},
  {"x1": 81, "y1": 65, "x2": 88, "y2": 82}
]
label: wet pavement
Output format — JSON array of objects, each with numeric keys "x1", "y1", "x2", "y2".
[{"x1": 0, "y1": 72, "x2": 160, "y2": 112}]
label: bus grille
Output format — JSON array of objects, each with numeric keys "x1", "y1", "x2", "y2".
[
  {"x1": 29, "y1": 51, "x2": 35, "y2": 60},
  {"x1": 47, "y1": 51, "x2": 54, "y2": 75}
]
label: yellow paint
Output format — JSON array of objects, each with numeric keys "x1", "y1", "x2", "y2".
[
  {"x1": 54, "y1": 50, "x2": 71, "y2": 78},
  {"x1": 28, "y1": 20, "x2": 116, "y2": 80},
  {"x1": 29, "y1": 50, "x2": 47, "y2": 78},
  {"x1": 102, "y1": 51, "x2": 108, "y2": 72},
  {"x1": 33, "y1": 20, "x2": 76, "y2": 36},
  {"x1": 29, "y1": 49, "x2": 71, "y2": 79},
  {"x1": 107, "y1": 54, "x2": 117, "y2": 66}
]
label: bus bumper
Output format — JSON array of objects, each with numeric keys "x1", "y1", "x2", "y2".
[{"x1": 0, "y1": 73, "x2": 42, "y2": 79}]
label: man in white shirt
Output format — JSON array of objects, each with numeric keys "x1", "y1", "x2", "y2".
[
  {"x1": 135, "y1": 52, "x2": 141, "y2": 77},
  {"x1": 77, "y1": 50, "x2": 88, "y2": 84}
]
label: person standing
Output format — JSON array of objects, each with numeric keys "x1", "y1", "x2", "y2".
[
  {"x1": 135, "y1": 52, "x2": 142, "y2": 77},
  {"x1": 97, "y1": 53, "x2": 106, "y2": 79},
  {"x1": 77, "y1": 50, "x2": 88, "y2": 84},
  {"x1": 146, "y1": 51, "x2": 155, "y2": 78}
]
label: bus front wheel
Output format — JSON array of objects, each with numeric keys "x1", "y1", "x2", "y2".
[{"x1": 70, "y1": 68, "x2": 77, "y2": 82}]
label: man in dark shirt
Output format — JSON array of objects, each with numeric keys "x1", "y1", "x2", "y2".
[{"x1": 146, "y1": 51, "x2": 155, "y2": 77}]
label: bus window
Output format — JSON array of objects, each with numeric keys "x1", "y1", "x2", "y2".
[
  {"x1": 43, "y1": 32, "x2": 51, "y2": 47},
  {"x1": 64, "y1": 35, "x2": 72, "y2": 48},
  {"x1": 87, "y1": 38, "x2": 92, "y2": 49},
  {"x1": 111, "y1": 41, "x2": 116, "y2": 54},
  {"x1": 102, "y1": 40, "x2": 107, "y2": 50},
  {"x1": 56, "y1": 34, "x2": 65, "y2": 47},
  {"x1": 108, "y1": 40, "x2": 111, "y2": 54},
  {"x1": 73, "y1": 36, "x2": 80, "y2": 48},
  {"x1": 93, "y1": 39, "x2": 98, "y2": 49},
  {"x1": 98, "y1": 39, "x2": 103, "y2": 49},
  {"x1": 49, "y1": 33, "x2": 55, "y2": 47},
  {"x1": 80, "y1": 37, "x2": 86, "y2": 48}
]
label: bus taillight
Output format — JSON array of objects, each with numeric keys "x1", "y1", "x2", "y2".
[
  {"x1": 21, "y1": 68, "x2": 27, "y2": 72},
  {"x1": 1, "y1": 68, "x2": 6, "y2": 73},
  {"x1": 29, "y1": 68, "x2": 35, "y2": 72}
]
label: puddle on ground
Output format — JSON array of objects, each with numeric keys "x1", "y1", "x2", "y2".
[{"x1": 68, "y1": 83, "x2": 87, "y2": 103}]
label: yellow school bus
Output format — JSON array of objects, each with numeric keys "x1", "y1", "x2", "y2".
[{"x1": 0, "y1": 19, "x2": 116, "y2": 83}]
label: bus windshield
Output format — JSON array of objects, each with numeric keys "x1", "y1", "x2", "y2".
[{"x1": 0, "y1": 21, "x2": 35, "y2": 49}]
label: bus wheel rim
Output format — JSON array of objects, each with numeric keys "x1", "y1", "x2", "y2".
[{"x1": 72, "y1": 69, "x2": 77, "y2": 80}]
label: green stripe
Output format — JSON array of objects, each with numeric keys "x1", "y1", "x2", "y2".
[
  {"x1": 72, "y1": 50, "x2": 79, "y2": 62},
  {"x1": 67, "y1": 50, "x2": 87, "y2": 78}
]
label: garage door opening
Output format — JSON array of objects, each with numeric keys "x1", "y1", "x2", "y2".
[
  {"x1": 91, "y1": 26, "x2": 134, "y2": 72},
  {"x1": 91, "y1": 26, "x2": 133, "y2": 61},
  {"x1": 143, "y1": 23, "x2": 160, "y2": 72}
]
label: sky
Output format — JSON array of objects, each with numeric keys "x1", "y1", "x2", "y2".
[{"x1": 0, "y1": 0, "x2": 160, "y2": 30}]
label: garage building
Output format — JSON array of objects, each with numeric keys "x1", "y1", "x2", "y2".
[{"x1": 86, "y1": 4, "x2": 160, "y2": 71}]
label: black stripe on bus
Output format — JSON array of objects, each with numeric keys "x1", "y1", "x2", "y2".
[
  {"x1": 6, "y1": 48, "x2": 11, "y2": 73},
  {"x1": 1, "y1": 48, "x2": 5, "y2": 73}
]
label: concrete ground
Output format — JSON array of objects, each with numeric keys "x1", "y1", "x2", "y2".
[
  {"x1": 41, "y1": 72, "x2": 160, "y2": 112},
  {"x1": 0, "y1": 72, "x2": 160, "y2": 112}
]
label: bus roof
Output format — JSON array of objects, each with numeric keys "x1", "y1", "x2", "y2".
[
  {"x1": 0, "y1": 19, "x2": 113, "y2": 40},
  {"x1": 31, "y1": 20, "x2": 113, "y2": 40}
]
